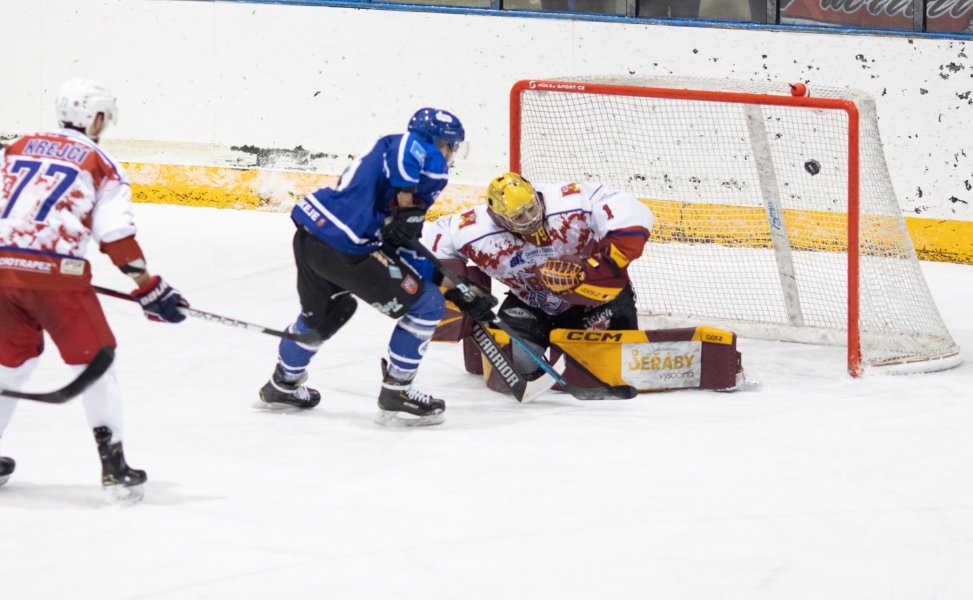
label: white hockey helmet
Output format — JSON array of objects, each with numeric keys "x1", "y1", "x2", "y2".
[{"x1": 55, "y1": 78, "x2": 118, "y2": 137}]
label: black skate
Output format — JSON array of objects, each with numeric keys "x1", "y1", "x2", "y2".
[
  {"x1": 376, "y1": 359, "x2": 445, "y2": 427},
  {"x1": 256, "y1": 365, "x2": 321, "y2": 410},
  {"x1": 0, "y1": 456, "x2": 14, "y2": 488},
  {"x1": 94, "y1": 426, "x2": 147, "y2": 504}
]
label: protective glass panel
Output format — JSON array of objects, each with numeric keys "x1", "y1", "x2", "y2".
[
  {"x1": 504, "y1": 0, "x2": 627, "y2": 14},
  {"x1": 639, "y1": 0, "x2": 766, "y2": 21},
  {"x1": 382, "y1": 0, "x2": 491, "y2": 6}
]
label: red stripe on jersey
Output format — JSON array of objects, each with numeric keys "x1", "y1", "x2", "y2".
[{"x1": 101, "y1": 236, "x2": 145, "y2": 267}]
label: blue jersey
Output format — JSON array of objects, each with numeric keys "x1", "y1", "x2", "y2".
[{"x1": 292, "y1": 133, "x2": 450, "y2": 255}]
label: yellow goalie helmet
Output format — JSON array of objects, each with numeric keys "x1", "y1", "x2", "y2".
[{"x1": 486, "y1": 172, "x2": 544, "y2": 235}]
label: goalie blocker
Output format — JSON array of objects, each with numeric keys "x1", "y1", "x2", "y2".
[{"x1": 431, "y1": 271, "x2": 744, "y2": 394}]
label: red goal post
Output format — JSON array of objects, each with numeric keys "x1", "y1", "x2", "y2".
[{"x1": 509, "y1": 77, "x2": 960, "y2": 376}]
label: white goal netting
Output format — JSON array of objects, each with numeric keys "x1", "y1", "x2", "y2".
[{"x1": 514, "y1": 77, "x2": 960, "y2": 374}]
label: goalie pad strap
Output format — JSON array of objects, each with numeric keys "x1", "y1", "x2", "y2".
[{"x1": 573, "y1": 282, "x2": 624, "y2": 303}]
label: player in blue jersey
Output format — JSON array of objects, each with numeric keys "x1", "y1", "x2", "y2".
[{"x1": 257, "y1": 108, "x2": 491, "y2": 426}]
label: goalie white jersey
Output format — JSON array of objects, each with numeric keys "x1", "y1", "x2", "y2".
[{"x1": 424, "y1": 181, "x2": 653, "y2": 315}]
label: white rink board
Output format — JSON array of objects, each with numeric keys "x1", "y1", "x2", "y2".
[{"x1": 0, "y1": 1, "x2": 970, "y2": 218}]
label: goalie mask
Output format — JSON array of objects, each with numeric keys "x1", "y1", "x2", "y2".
[{"x1": 486, "y1": 172, "x2": 545, "y2": 235}]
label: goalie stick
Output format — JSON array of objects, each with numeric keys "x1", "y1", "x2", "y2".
[
  {"x1": 411, "y1": 242, "x2": 637, "y2": 401},
  {"x1": 0, "y1": 346, "x2": 114, "y2": 404},
  {"x1": 470, "y1": 320, "x2": 561, "y2": 403},
  {"x1": 93, "y1": 286, "x2": 321, "y2": 344}
]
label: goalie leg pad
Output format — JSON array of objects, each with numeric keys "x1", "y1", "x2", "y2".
[{"x1": 551, "y1": 327, "x2": 744, "y2": 392}]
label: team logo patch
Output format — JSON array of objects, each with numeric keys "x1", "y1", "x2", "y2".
[
  {"x1": 372, "y1": 298, "x2": 404, "y2": 316},
  {"x1": 410, "y1": 140, "x2": 427, "y2": 164},
  {"x1": 583, "y1": 307, "x2": 613, "y2": 330},
  {"x1": 561, "y1": 183, "x2": 581, "y2": 196},
  {"x1": 459, "y1": 210, "x2": 477, "y2": 228},
  {"x1": 510, "y1": 250, "x2": 524, "y2": 268},
  {"x1": 401, "y1": 275, "x2": 419, "y2": 294},
  {"x1": 60, "y1": 258, "x2": 86, "y2": 276}
]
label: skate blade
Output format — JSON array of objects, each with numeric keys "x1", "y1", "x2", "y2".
[
  {"x1": 103, "y1": 483, "x2": 145, "y2": 505},
  {"x1": 0, "y1": 475, "x2": 10, "y2": 488},
  {"x1": 252, "y1": 398, "x2": 311, "y2": 412},
  {"x1": 374, "y1": 410, "x2": 445, "y2": 428}
]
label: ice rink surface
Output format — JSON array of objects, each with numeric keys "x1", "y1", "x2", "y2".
[{"x1": 3, "y1": 204, "x2": 973, "y2": 599}]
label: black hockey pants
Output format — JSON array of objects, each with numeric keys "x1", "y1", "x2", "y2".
[{"x1": 292, "y1": 228, "x2": 426, "y2": 336}]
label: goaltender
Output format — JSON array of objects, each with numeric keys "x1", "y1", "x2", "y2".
[{"x1": 422, "y1": 172, "x2": 653, "y2": 379}]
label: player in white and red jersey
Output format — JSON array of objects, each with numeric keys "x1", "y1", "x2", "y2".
[
  {"x1": 423, "y1": 172, "x2": 653, "y2": 376},
  {"x1": 0, "y1": 78, "x2": 188, "y2": 501}
]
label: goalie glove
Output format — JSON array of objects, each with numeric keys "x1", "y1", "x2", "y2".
[
  {"x1": 444, "y1": 278, "x2": 498, "y2": 323},
  {"x1": 538, "y1": 258, "x2": 585, "y2": 293},
  {"x1": 539, "y1": 255, "x2": 626, "y2": 306}
]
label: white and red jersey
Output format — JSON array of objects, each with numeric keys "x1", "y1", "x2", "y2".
[
  {"x1": 424, "y1": 181, "x2": 653, "y2": 315},
  {"x1": 0, "y1": 128, "x2": 135, "y2": 289}
]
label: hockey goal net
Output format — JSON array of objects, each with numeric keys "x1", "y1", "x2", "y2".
[{"x1": 510, "y1": 77, "x2": 960, "y2": 376}]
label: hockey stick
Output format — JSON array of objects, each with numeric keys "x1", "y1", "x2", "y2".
[
  {"x1": 0, "y1": 346, "x2": 114, "y2": 404},
  {"x1": 411, "y1": 243, "x2": 637, "y2": 401},
  {"x1": 469, "y1": 319, "x2": 561, "y2": 403},
  {"x1": 93, "y1": 286, "x2": 321, "y2": 344}
]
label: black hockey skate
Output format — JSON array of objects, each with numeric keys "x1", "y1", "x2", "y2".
[
  {"x1": 94, "y1": 426, "x2": 147, "y2": 503},
  {"x1": 376, "y1": 359, "x2": 445, "y2": 427},
  {"x1": 256, "y1": 365, "x2": 321, "y2": 410},
  {"x1": 0, "y1": 456, "x2": 15, "y2": 488}
]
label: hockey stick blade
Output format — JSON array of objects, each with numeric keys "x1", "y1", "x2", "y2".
[
  {"x1": 470, "y1": 322, "x2": 557, "y2": 402},
  {"x1": 0, "y1": 346, "x2": 115, "y2": 404},
  {"x1": 93, "y1": 285, "x2": 320, "y2": 343},
  {"x1": 410, "y1": 242, "x2": 636, "y2": 401}
]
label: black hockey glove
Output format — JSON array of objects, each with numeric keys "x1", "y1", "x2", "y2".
[
  {"x1": 382, "y1": 205, "x2": 427, "y2": 246},
  {"x1": 444, "y1": 279, "x2": 498, "y2": 323},
  {"x1": 132, "y1": 275, "x2": 189, "y2": 323}
]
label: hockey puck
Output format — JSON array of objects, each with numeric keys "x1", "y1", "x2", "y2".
[{"x1": 804, "y1": 160, "x2": 821, "y2": 175}]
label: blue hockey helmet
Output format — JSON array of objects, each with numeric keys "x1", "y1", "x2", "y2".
[{"x1": 408, "y1": 108, "x2": 465, "y2": 154}]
